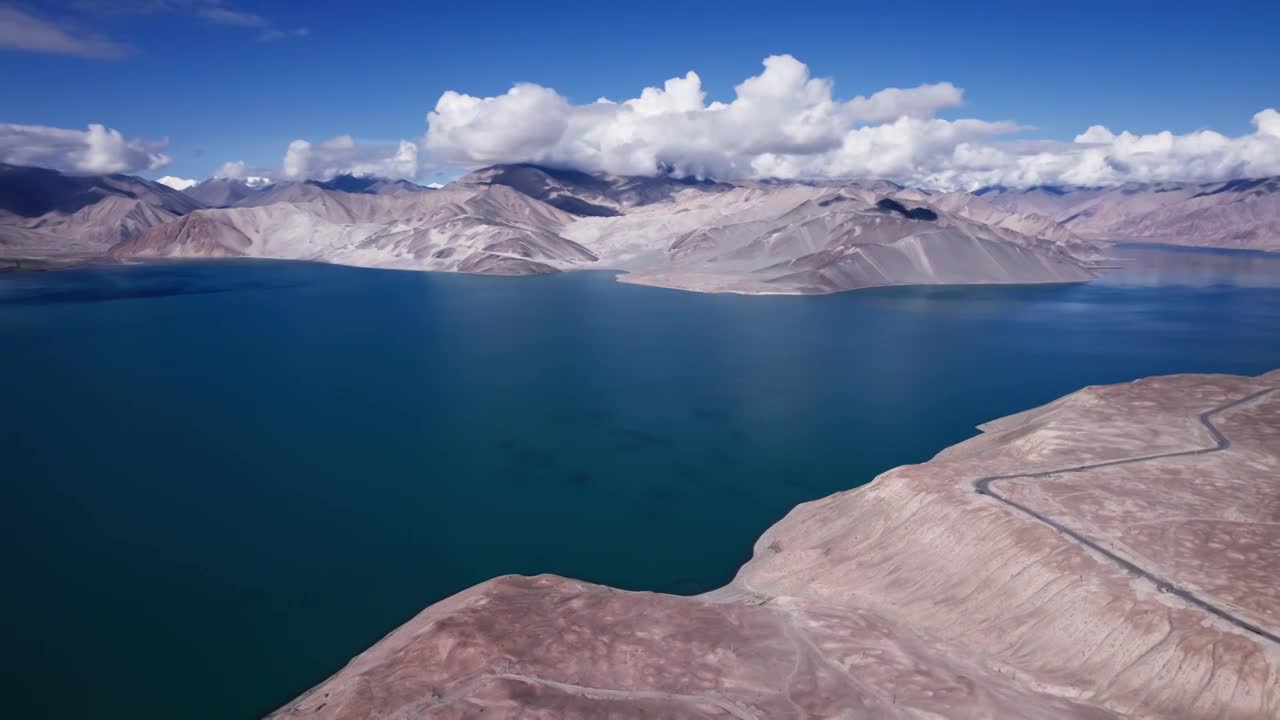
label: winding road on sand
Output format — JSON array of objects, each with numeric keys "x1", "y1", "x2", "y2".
[{"x1": 974, "y1": 385, "x2": 1280, "y2": 646}]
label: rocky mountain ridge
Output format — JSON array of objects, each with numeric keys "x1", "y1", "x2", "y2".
[
  {"x1": 0, "y1": 163, "x2": 200, "y2": 257},
  {"x1": 3, "y1": 162, "x2": 1276, "y2": 292},
  {"x1": 980, "y1": 177, "x2": 1280, "y2": 251}
]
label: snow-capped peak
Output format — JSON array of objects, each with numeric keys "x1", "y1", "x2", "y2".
[{"x1": 156, "y1": 176, "x2": 198, "y2": 190}]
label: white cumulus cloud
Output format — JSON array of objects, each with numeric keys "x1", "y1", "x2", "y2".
[
  {"x1": 425, "y1": 55, "x2": 968, "y2": 179},
  {"x1": 905, "y1": 109, "x2": 1280, "y2": 189},
  {"x1": 423, "y1": 54, "x2": 1280, "y2": 189},
  {"x1": 0, "y1": 123, "x2": 170, "y2": 174},
  {"x1": 280, "y1": 136, "x2": 419, "y2": 180}
]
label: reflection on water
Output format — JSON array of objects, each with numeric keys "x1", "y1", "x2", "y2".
[
  {"x1": 0, "y1": 259, "x2": 311, "y2": 303},
  {"x1": 1099, "y1": 243, "x2": 1280, "y2": 287}
]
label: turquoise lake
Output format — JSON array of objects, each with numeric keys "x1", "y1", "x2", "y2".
[{"x1": 2, "y1": 245, "x2": 1279, "y2": 719}]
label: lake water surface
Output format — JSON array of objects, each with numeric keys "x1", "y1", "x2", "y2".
[{"x1": 2, "y1": 245, "x2": 1279, "y2": 719}]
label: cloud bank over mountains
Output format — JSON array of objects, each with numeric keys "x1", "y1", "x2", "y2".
[
  {"x1": 0, "y1": 122, "x2": 170, "y2": 174},
  {"x1": 282, "y1": 136, "x2": 419, "y2": 181},
  {"x1": 424, "y1": 55, "x2": 994, "y2": 181},
  {"x1": 5, "y1": 55, "x2": 1278, "y2": 189},
  {"x1": 423, "y1": 54, "x2": 1280, "y2": 189}
]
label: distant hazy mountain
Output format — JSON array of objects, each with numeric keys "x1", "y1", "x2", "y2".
[
  {"x1": 183, "y1": 177, "x2": 272, "y2": 208},
  {"x1": 114, "y1": 164, "x2": 1099, "y2": 293},
  {"x1": 209, "y1": 174, "x2": 430, "y2": 210},
  {"x1": 972, "y1": 184, "x2": 1105, "y2": 217},
  {"x1": 924, "y1": 190, "x2": 1103, "y2": 262},
  {"x1": 9, "y1": 161, "x2": 1277, "y2": 293},
  {"x1": 307, "y1": 174, "x2": 431, "y2": 196},
  {"x1": 0, "y1": 163, "x2": 201, "y2": 258},
  {"x1": 566, "y1": 180, "x2": 1096, "y2": 294},
  {"x1": 980, "y1": 178, "x2": 1280, "y2": 251},
  {"x1": 461, "y1": 163, "x2": 731, "y2": 217}
]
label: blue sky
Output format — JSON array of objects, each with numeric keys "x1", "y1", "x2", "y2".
[{"x1": 3, "y1": 0, "x2": 1279, "y2": 186}]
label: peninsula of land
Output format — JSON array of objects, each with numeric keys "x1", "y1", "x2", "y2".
[{"x1": 270, "y1": 370, "x2": 1280, "y2": 719}]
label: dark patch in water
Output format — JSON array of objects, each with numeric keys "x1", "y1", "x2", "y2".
[
  {"x1": 551, "y1": 406, "x2": 613, "y2": 427},
  {"x1": 689, "y1": 405, "x2": 728, "y2": 422},
  {"x1": 0, "y1": 278, "x2": 301, "y2": 305},
  {"x1": 665, "y1": 577, "x2": 705, "y2": 593},
  {"x1": 702, "y1": 446, "x2": 741, "y2": 465},
  {"x1": 615, "y1": 427, "x2": 675, "y2": 451},
  {"x1": 711, "y1": 481, "x2": 754, "y2": 503},
  {"x1": 511, "y1": 446, "x2": 558, "y2": 470},
  {"x1": 646, "y1": 485, "x2": 680, "y2": 506},
  {"x1": 783, "y1": 473, "x2": 830, "y2": 493}
]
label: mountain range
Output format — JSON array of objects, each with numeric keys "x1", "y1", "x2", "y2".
[
  {"x1": 977, "y1": 178, "x2": 1280, "y2": 251},
  {"x1": 2, "y1": 161, "x2": 1276, "y2": 293},
  {"x1": 0, "y1": 163, "x2": 200, "y2": 259}
]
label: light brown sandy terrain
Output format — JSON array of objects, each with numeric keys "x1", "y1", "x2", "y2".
[{"x1": 271, "y1": 370, "x2": 1280, "y2": 719}]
